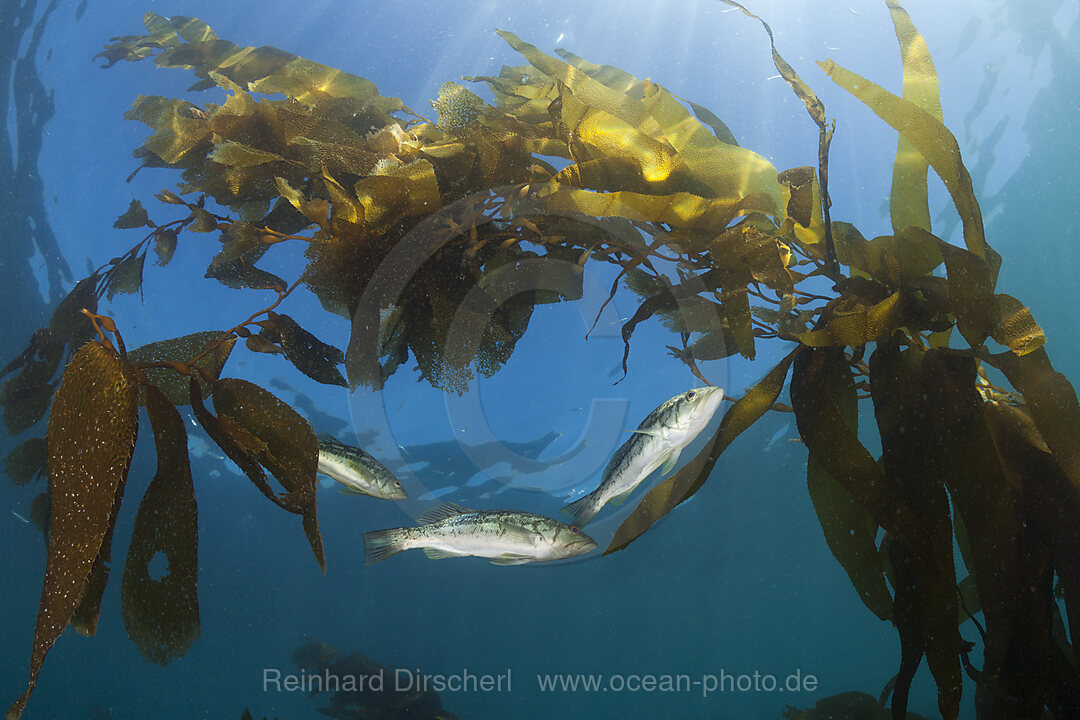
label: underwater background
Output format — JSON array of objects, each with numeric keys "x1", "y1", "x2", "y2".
[{"x1": 1, "y1": 0, "x2": 1077, "y2": 718}]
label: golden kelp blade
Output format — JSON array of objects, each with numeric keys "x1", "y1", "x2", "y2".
[
  {"x1": 604, "y1": 348, "x2": 799, "y2": 555},
  {"x1": 887, "y1": 0, "x2": 941, "y2": 235},
  {"x1": 817, "y1": 57, "x2": 987, "y2": 259},
  {"x1": 7, "y1": 341, "x2": 139, "y2": 720},
  {"x1": 803, "y1": 348, "x2": 892, "y2": 622},
  {"x1": 121, "y1": 384, "x2": 200, "y2": 665}
]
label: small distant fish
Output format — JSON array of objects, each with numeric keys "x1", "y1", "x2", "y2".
[
  {"x1": 317, "y1": 434, "x2": 407, "y2": 500},
  {"x1": 562, "y1": 386, "x2": 725, "y2": 526},
  {"x1": 363, "y1": 503, "x2": 596, "y2": 565}
]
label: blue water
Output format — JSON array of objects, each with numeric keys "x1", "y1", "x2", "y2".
[{"x1": 1, "y1": 0, "x2": 1076, "y2": 718}]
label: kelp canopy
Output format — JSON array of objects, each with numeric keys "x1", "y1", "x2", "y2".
[{"x1": 2, "y1": 2, "x2": 1078, "y2": 719}]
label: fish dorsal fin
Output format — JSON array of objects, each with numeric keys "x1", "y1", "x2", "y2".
[
  {"x1": 316, "y1": 433, "x2": 340, "y2": 445},
  {"x1": 416, "y1": 502, "x2": 474, "y2": 525}
]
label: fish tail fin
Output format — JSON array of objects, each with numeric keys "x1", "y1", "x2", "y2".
[
  {"x1": 362, "y1": 528, "x2": 408, "y2": 565},
  {"x1": 561, "y1": 493, "x2": 598, "y2": 527}
]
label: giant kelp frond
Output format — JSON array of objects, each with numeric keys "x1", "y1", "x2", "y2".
[{"x1": 7, "y1": 339, "x2": 139, "y2": 720}]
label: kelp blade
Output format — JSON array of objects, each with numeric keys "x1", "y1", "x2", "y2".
[
  {"x1": 8, "y1": 341, "x2": 139, "y2": 720},
  {"x1": 121, "y1": 384, "x2": 200, "y2": 664}
]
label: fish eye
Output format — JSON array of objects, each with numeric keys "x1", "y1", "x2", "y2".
[
  {"x1": 686, "y1": 390, "x2": 696, "y2": 400},
  {"x1": 394, "y1": 480, "x2": 402, "y2": 487},
  {"x1": 570, "y1": 526, "x2": 580, "y2": 535}
]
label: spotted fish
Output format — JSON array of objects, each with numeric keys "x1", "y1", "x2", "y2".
[
  {"x1": 363, "y1": 503, "x2": 597, "y2": 565},
  {"x1": 561, "y1": 386, "x2": 725, "y2": 526}
]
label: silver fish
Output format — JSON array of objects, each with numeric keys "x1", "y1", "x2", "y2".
[
  {"x1": 363, "y1": 503, "x2": 597, "y2": 565},
  {"x1": 317, "y1": 434, "x2": 407, "y2": 500},
  {"x1": 562, "y1": 386, "x2": 725, "y2": 526}
]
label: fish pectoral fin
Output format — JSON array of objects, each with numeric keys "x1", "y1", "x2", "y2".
[
  {"x1": 490, "y1": 554, "x2": 533, "y2": 566},
  {"x1": 422, "y1": 548, "x2": 464, "y2": 560},
  {"x1": 337, "y1": 486, "x2": 369, "y2": 496},
  {"x1": 608, "y1": 487, "x2": 636, "y2": 506},
  {"x1": 502, "y1": 524, "x2": 536, "y2": 543},
  {"x1": 658, "y1": 447, "x2": 682, "y2": 476},
  {"x1": 629, "y1": 428, "x2": 662, "y2": 437},
  {"x1": 416, "y1": 502, "x2": 474, "y2": 525}
]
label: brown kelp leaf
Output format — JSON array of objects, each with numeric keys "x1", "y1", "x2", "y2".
[
  {"x1": 935, "y1": 239, "x2": 998, "y2": 349},
  {"x1": 1, "y1": 382, "x2": 55, "y2": 436},
  {"x1": 270, "y1": 313, "x2": 347, "y2": 387},
  {"x1": 121, "y1": 384, "x2": 200, "y2": 665},
  {"x1": 128, "y1": 331, "x2": 236, "y2": 406},
  {"x1": 188, "y1": 378, "x2": 292, "y2": 511},
  {"x1": 605, "y1": 348, "x2": 798, "y2": 555},
  {"x1": 983, "y1": 401, "x2": 1080, "y2": 653},
  {"x1": 887, "y1": 0, "x2": 941, "y2": 235},
  {"x1": 4, "y1": 438, "x2": 47, "y2": 486},
  {"x1": 188, "y1": 207, "x2": 219, "y2": 233},
  {"x1": 105, "y1": 253, "x2": 147, "y2": 301},
  {"x1": 990, "y1": 293, "x2": 1045, "y2": 356},
  {"x1": 210, "y1": 379, "x2": 325, "y2": 572},
  {"x1": 7, "y1": 341, "x2": 139, "y2": 720},
  {"x1": 48, "y1": 275, "x2": 100, "y2": 349},
  {"x1": 245, "y1": 334, "x2": 283, "y2": 354},
  {"x1": 992, "y1": 347, "x2": 1080, "y2": 493},
  {"x1": 818, "y1": 58, "x2": 986, "y2": 259},
  {"x1": 152, "y1": 228, "x2": 178, "y2": 266},
  {"x1": 113, "y1": 199, "x2": 150, "y2": 229},
  {"x1": 922, "y1": 351, "x2": 1020, "y2": 675},
  {"x1": 791, "y1": 346, "x2": 925, "y2": 557},
  {"x1": 868, "y1": 345, "x2": 962, "y2": 720},
  {"x1": 795, "y1": 292, "x2": 908, "y2": 347},
  {"x1": 70, "y1": 477, "x2": 124, "y2": 636},
  {"x1": 802, "y1": 348, "x2": 893, "y2": 621}
]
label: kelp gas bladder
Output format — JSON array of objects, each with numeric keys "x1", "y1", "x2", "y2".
[{"x1": 3, "y1": 3, "x2": 1077, "y2": 718}]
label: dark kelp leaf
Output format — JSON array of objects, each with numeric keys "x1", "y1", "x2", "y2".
[
  {"x1": 4, "y1": 438, "x2": 48, "y2": 486},
  {"x1": 802, "y1": 347, "x2": 893, "y2": 621},
  {"x1": 209, "y1": 379, "x2": 325, "y2": 572},
  {"x1": 272, "y1": 313, "x2": 347, "y2": 387},
  {"x1": 992, "y1": 347, "x2": 1080, "y2": 493},
  {"x1": 189, "y1": 377, "x2": 293, "y2": 511},
  {"x1": 7, "y1": 341, "x2": 139, "y2": 720},
  {"x1": 868, "y1": 344, "x2": 962, "y2": 720},
  {"x1": 121, "y1": 384, "x2": 200, "y2": 665},
  {"x1": 983, "y1": 400, "x2": 1080, "y2": 658},
  {"x1": 128, "y1": 331, "x2": 237, "y2": 406},
  {"x1": 605, "y1": 348, "x2": 798, "y2": 555},
  {"x1": 1, "y1": 382, "x2": 55, "y2": 436},
  {"x1": 48, "y1": 275, "x2": 100, "y2": 350},
  {"x1": 922, "y1": 351, "x2": 1020, "y2": 675},
  {"x1": 791, "y1": 346, "x2": 926, "y2": 558},
  {"x1": 206, "y1": 258, "x2": 287, "y2": 292},
  {"x1": 113, "y1": 199, "x2": 150, "y2": 229},
  {"x1": 245, "y1": 334, "x2": 283, "y2": 354},
  {"x1": 152, "y1": 228, "x2": 179, "y2": 266},
  {"x1": 105, "y1": 253, "x2": 147, "y2": 301},
  {"x1": 189, "y1": 207, "x2": 219, "y2": 233}
]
